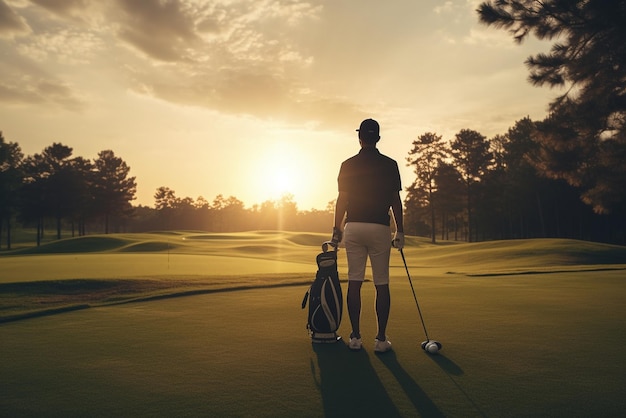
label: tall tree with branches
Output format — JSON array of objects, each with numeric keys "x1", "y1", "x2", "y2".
[
  {"x1": 406, "y1": 132, "x2": 448, "y2": 243},
  {"x1": 477, "y1": 0, "x2": 626, "y2": 214},
  {"x1": 0, "y1": 132, "x2": 24, "y2": 250},
  {"x1": 432, "y1": 161, "x2": 465, "y2": 241},
  {"x1": 92, "y1": 150, "x2": 136, "y2": 234},
  {"x1": 20, "y1": 143, "x2": 87, "y2": 240},
  {"x1": 451, "y1": 129, "x2": 493, "y2": 242}
]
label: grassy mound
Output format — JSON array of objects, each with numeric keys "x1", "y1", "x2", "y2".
[
  {"x1": 1, "y1": 232, "x2": 625, "y2": 322},
  {"x1": 407, "y1": 238, "x2": 626, "y2": 275}
]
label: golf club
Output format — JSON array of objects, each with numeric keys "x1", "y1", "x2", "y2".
[{"x1": 399, "y1": 248, "x2": 442, "y2": 354}]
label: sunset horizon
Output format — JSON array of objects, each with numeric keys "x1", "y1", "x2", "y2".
[{"x1": 1, "y1": 0, "x2": 558, "y2": 210}]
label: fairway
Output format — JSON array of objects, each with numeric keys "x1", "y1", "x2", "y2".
[{"x1": 1, "y1": 233, "x2": 626, "y2": 417}]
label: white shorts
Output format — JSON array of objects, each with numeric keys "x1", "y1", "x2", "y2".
[{"x1": 343, "y1": 222, "x2": 392, "y2": 285}]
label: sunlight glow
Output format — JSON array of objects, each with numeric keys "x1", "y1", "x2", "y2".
[{"x1": 248, "y1": 140, "x2": 313, "y2": 204}]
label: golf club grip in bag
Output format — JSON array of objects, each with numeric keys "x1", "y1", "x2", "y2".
[{"x1": 301, "y1": 242, "x2": 343, "y2": 343}]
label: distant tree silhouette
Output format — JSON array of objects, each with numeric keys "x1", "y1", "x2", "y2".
[
  {"x1": 92, "y1": 150, "x2": 136, "y2": 234},
  {"x1": 403, "y1": 182, "x2": 431, "y2": 237},
  {"x1": 149, "y1": 188, "x2": 333, "y2": 234},
  {"x1": 432, "y1": 161, "x2": 465, "y2": 240},
  {"x1": 42, "y1": 144, "x2": 74, "y2": 239},
  {"x1": 0, "y1": 132, "x2": 24, "y2": 250},
  {"x1": 18, "y1": 143, "x2": 87, "y2": 240},
  {"x1": 18, "y1": 157, "x2": 45, "y2": 245},
  {"x1": 60, "y1": 156, "x2": 94, "y2": 237},
  {"x1": 450, "y1": 129, "x2": 493, "y2": 242},
  {"x1": 154, "y1": 186, "x2": 178, "y2": 210},
  {"x1": 406, "y1": 132, "x2": 448, "y2": 243},
  {"x1": 221, "y1": 196, "x2": 246, "y2": 232},
  {"x1": 493, "y1": 117, "x2": 545, "y2": 238}
]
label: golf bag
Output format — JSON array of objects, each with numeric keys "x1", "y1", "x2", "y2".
[{"x1": 301, "y1": 242, "x2": 343, "y2": 343}]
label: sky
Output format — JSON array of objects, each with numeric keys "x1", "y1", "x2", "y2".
[{"x1": 0, "y1": 0, "x2": 558, "y2": 211}]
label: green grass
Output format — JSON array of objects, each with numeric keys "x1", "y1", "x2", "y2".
[
  {"x1": 0, "y1": 231, "x2": 329, "y2": 319},
  {"x1": 1, "y1": 232, "x2": 625, "y2": 417}
]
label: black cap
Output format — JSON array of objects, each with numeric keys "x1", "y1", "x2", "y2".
[{"x1": 356, "y1": 119, "x2": 380, "y2": 142}]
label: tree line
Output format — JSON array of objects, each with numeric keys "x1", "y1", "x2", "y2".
[
  {"x1": 0, "y1": 135, "x2": 335, "y2": 250},
  {"x1": 1, "y1": 117, "x2": 624, "y2": 251},
  {"x1": 402, "y1": 1, "x2": 626, "y2": 244},
  {"x1": 403, "y1": 118, "x2": 624, "y2": 244},
  {"x1": 134, "y1": 188, "x2": 333, "y2": 235},
  {"x1": 0, "y1": 138, "x2": 138, "y2": 249}
]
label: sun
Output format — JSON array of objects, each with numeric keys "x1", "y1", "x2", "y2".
[
  {"x1": 249, "y1": 141, "x2": 312, "y2": 203},
  {"x1": 267, "y1": 164, "x2": 296, "y2": 196}
]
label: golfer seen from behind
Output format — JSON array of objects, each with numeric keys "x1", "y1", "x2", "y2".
[{"x1": 331, "y1": 118, "x2": 404, "y2": 353}]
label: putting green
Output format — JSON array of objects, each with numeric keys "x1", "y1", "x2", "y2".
[{"x1": 1, "y1": 270, "x2": 625, "y2": 417}]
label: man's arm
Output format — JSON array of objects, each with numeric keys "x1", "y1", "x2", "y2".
[
  {"x1": 334, "y1": 191, "x2": 349, "y2": 230},
  {"x1": 391, "y1": 191, "x2": 403, "y2": 233}
]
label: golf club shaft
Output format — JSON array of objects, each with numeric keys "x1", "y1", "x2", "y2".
[{"x1": 400, "y1": 249, "x2": 430, "y2": 342}]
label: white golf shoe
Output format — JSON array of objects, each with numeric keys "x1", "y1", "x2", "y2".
[
  {"x1": 374, "y1": 338, "x2": 392, "y2": 353},
  {"x1": 348, "y1": 337, "x2": 363, "y2": 351}
]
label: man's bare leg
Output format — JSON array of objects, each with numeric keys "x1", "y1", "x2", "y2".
[
  {"x1": 375, "y1": 284, "x2": 390, "y2": 341},
  {"x1": 347, "y1": 280, "x2": 362, "y2": 339}
]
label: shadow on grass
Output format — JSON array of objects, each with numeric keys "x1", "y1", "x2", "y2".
[
  {"x1": 429, "y1": 353, "x2": 463, "y2": 376},
  {"x1": 0, "y1": 277, "x2": 314, "y2": 323},
  {"x1": 376, "y1": 351, "x2": 446, "y2": 418},
  {"x1": 311, "y1": 341, "x2": 402, "y2": 417},
  {"x1": 427, "y1": 354, "x2": 488, "y2": 418}
]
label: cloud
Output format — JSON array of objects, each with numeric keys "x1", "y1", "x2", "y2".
[
  {"x1": 433, "y1": 1, "x2": 455, "y2": 15},
  {"x1": 0, "y1": 45, "x2": 85, "y2": 109},
  {"x1": 0, "y1": 74, "x2": 84, "y2": 109},
  {"x1": 28, "y1": 0, "x2": 88, "y2": 16},
  {"x1": 463, "y1": 26, "x2": 515, "y2": 48},
  {"x1": 0, "y1": 0, "x2": 30, "y2": 37},
  {"x1": 125, "y1": 55, "x2": 364, "y2": 131},
  {"x1": 108, "y1": 0, "x2": 362, "y2": 128},
  {"x1": 16, "y1": 27, "x2": 103, "y2": 63},
  {"x1": 112, "y1": 0, "x2": 201, "y2": 62},
  {"x1": 433, "y1": 0, "x2": 482, "y2": 17},
  {"x1": 0, "y1": 0, "x2": 385, "y2": 128}
]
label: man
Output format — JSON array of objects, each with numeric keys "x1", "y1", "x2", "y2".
[{"x1": 331, "y1": 118, "x2": 404, "y2": 352}]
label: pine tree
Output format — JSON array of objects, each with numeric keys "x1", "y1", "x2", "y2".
[
  {"x1": 450, "y1": 129, "x2": 493, "y2": 242},
  {"x1": 478, "y1": 0, "x2": 626, "y2": 214},
  {"x1": 406, "y1": 132, "x2": 448, "y2": 243}
]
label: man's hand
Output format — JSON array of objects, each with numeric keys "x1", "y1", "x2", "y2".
[
  {"x1": 331, "y1": 227, "x2": 343, "y2": 246},
  {"x1": 392, "y1": 231, "x2": 404, "y2": 250}
]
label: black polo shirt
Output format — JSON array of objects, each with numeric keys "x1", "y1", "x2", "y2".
[{"x1": 337, "y1": 147, "x2": 401, "y2": 226}]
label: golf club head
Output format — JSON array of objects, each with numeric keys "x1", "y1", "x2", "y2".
[{"x1": 421, "y1": 340, "x2": 442, "y2": 354}]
